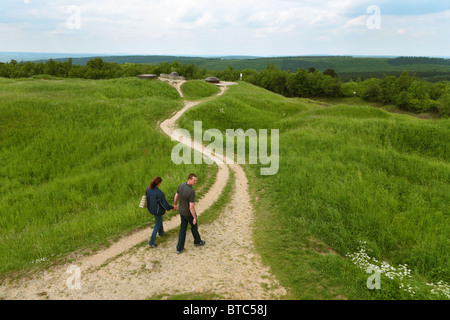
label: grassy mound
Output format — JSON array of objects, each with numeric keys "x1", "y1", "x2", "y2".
[
  {"x1": 180, "y1": 81, "x2": 450, "y2": 299},
  {"x1": 180, "y1": 80, "x2": 220, "y2": 100},
  {"x1": 0, "y1": 77, "x2": 213, "y2": 275}
]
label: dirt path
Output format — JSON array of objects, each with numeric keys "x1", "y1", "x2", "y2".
[{"x1": 0, "y1": 80, "x2": 286, "y2": 300}]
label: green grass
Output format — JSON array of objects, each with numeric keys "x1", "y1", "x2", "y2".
[
  {"x1": 2, "y1": 77, "x2": 449, "y2": 300},
  {"x1": 0, "y1": 77, "x2": 214, "y2": 276},
  {"x1": 312, "y1": 96, "x2": 442, "y2": 119},
  {"x1": 179, "y1": 81, "x2": 450, "y2": 299},
  {"x1": 180, "y1": 80, "x2": 220, "y2": 101},
  {"x1": 179, "y1": 81, "x2": 307, "y2": 132}
]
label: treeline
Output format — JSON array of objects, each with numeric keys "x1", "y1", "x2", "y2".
[
  {"x1": 339, "y1": 71, "x2": 450, "y2": 83},
  {"x1": 347, "y1": 71, "x2": 450, "y2": 115},
  {"x1": 388, "y1": 56, "x2": 450, "y2": 66},
  {"x1": 0, "y1": 58, "x2": 209, "y2": 80},
  {"x1": 1, "y1": 57, "x2": 449, "y2": 117},
  {"x1": 237, "y1": 65, "x2": 450, "y2": 118}
]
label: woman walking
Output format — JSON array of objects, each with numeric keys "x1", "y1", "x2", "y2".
[{"x1": 146, "y1": 176, "x2": 174, "y2": 248}]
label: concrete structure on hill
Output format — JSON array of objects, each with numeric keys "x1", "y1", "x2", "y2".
[
  {"x1": 159, "y1": 72, "x2": 188, "y2": 80},
  {"x1": 205, "y1": 76, "x2": 220, "y2": 84},
  {"x1": 137, "y1": 74, "x2": 157, "y2": 80}
]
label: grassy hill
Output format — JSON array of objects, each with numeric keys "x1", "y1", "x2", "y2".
[
  {"x1": 0, "y1": 77, "x2": 214, "y2": 275},
  {"x1": 179, "y1": 81, "x2": 450, "y2": 299},
  {"x1": 1, "y1": 77, "x2": 448, "y2": 299}
]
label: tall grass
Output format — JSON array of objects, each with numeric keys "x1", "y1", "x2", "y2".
[
  {"x1": 0, "y1": 77, "x2": 213, "y2": 276},
  {"x1": 179, "y1": 81, "x2": 450, "y2": 299},
  {"x1": 180, "y1": 80, "x2": 220, "y2": 101}
]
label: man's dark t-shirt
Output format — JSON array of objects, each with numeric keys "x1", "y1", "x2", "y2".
[{"x1": 177, "y1": 182, "x2": 195, "y2": 217}]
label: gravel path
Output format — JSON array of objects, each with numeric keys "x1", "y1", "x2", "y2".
[{"x1": 0, "y1": 80, "x2": 287, "y2": 300}]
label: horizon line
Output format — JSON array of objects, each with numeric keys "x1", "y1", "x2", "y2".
[{"x1": 1, "y1": 52, "x2": 450, "y2": 63}]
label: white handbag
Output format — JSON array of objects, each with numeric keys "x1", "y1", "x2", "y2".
[
  {"x1": 139, "y1": 195, "x2": 147, "y2": 208},
  {"x1": 139, "y1": 188, "x2": 148, "y2": 208}
]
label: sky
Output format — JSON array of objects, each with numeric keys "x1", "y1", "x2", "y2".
[{"x1": 1, "y1": 0, "x2": 449, "y2": 57}]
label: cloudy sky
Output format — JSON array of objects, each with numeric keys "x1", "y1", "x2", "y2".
[{"x1": 1, "y1": 0, "x2": 449, "y2": 57}]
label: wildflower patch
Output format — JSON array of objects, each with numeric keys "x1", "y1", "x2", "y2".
[{"x1": 346, "y1": 241, "x2": 450, "y2": 299}]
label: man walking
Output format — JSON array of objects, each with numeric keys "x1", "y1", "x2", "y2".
[{"x1": 174, "y1": 173, "x2": 205, "y2": 253}]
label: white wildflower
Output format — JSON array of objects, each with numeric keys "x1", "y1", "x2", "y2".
[
  {"x1": 346, "y1": 241, "x2": 416, "y2": 296},
  {"x1": 427, "y1": 281, "x2": 450, "y2": 299}
]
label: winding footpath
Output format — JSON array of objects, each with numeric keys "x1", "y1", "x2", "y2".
[{"x1": 0, "y1": 79, "x2": 287, "y2": 300}]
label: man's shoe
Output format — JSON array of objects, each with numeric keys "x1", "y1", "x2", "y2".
[
  {"x1": 176, "y1": 248, "x2": 183, "y2": 254},
  {"x1": 148, "y1": 243, "x2": 157, "y2": 248},
  {"x1": 194, "y1": 240, "x2": 206, "y2": 246}
]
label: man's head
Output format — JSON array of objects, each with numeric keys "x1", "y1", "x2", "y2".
[{"x1": 187, "y1": 173, "x2": 197, "y2": 186}]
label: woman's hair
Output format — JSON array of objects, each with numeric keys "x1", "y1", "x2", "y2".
[{"x1": 150, "y1": 176, "x2": 162, "y2": 190}]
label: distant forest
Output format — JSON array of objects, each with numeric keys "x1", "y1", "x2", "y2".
[
  {"x1": 1, "y1": 56, "x2": 449, "y2": 117},
  {"x1": 18, "y1": 54, "x2": 450, "y2": 82}
]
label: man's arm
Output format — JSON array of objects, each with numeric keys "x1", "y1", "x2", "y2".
[
  {"x1": 190, "y1": 202, "x2": 197, "y2": 225},
  {"x1": 174, "y1": 193, "x2": 178, "y2": 211}
]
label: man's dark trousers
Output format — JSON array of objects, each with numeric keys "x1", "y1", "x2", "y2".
[{"x1": 177, "y1": 214, "x2": 202, "y2": 251}]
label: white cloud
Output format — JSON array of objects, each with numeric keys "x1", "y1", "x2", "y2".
[
  {"x1": 344, "y1": 15, "x2": 367, "y2": 28},
  {"x1": 0, "y1": 0, "x2": 449, "y2": 56}
]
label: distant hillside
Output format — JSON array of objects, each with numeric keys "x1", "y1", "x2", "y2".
[
  {"x1": 32, "y1": 55, "x2": 450, "y2": 81},
  {"x1": 35, "y1": 55, "x2": 209, "y2": 65},
  {"x1": 191, "y1": 56, "x2": 450, "y2": 81},
  {"x1": 2, "y1": 52, "x2": 450, "y2": 82},
  {"x1": 0, "y1": 52, "x2": 105, "y2": 63},
  {"x1": 31, "y1": 55, "x2": 261, "y2": 65}
]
